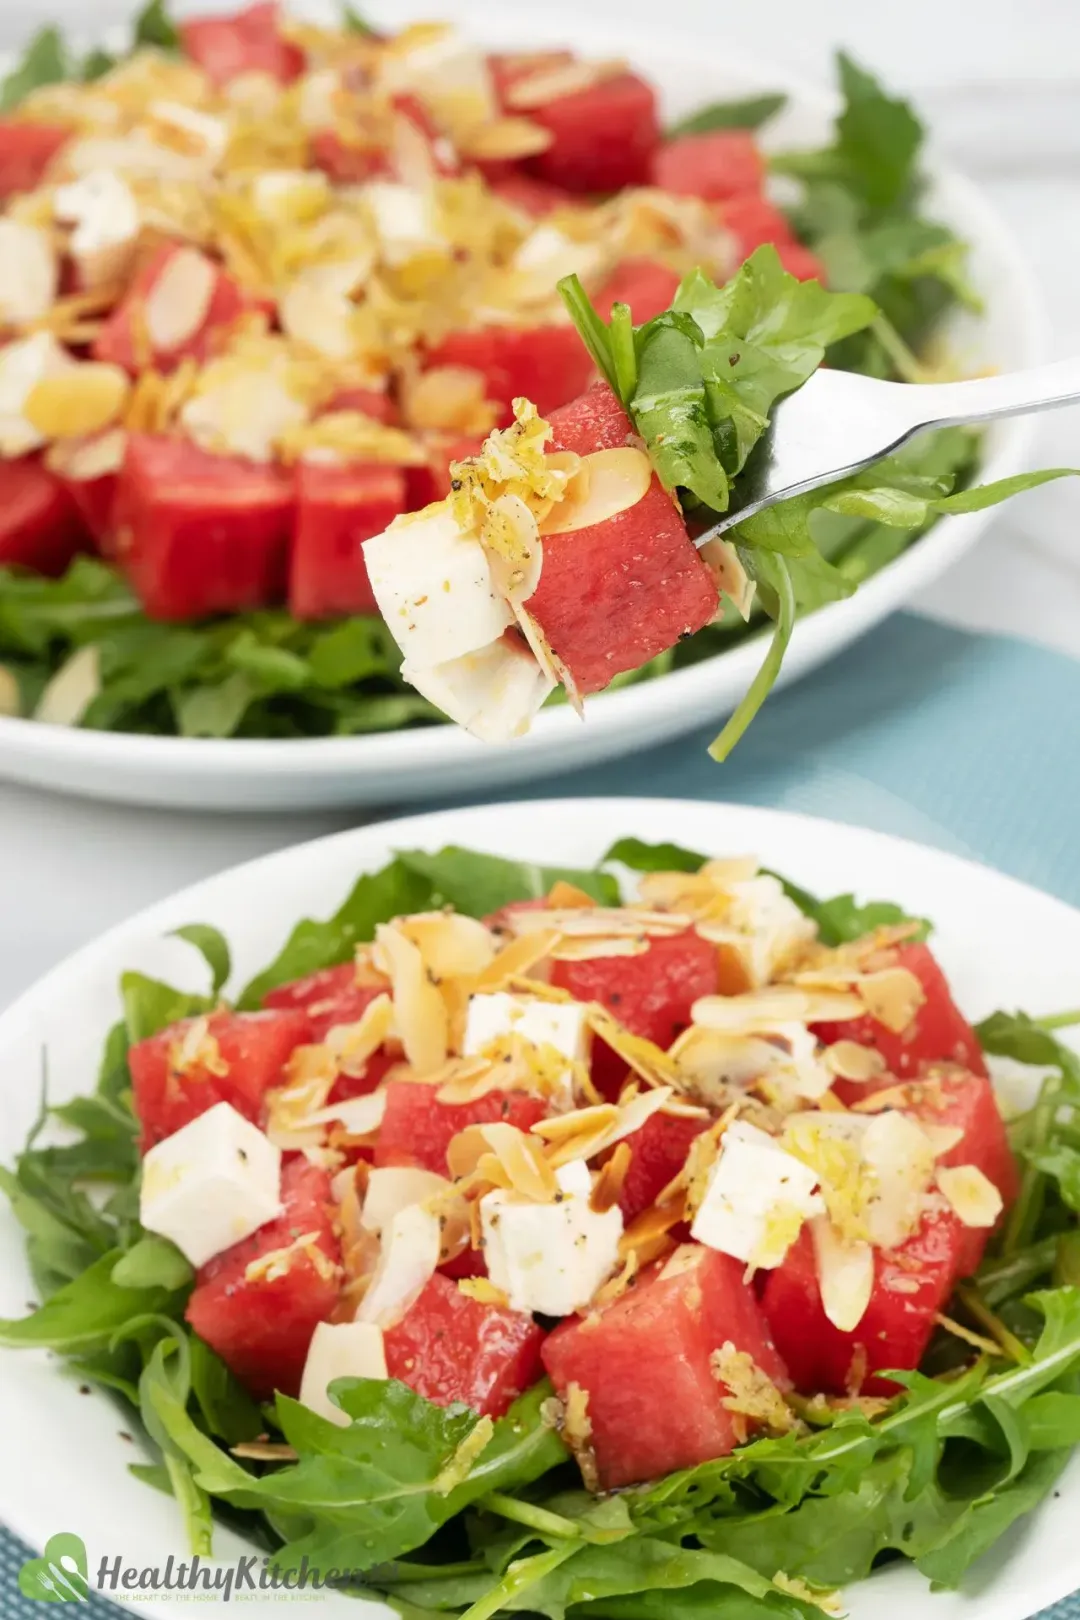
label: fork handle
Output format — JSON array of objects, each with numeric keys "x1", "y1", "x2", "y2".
[{"x1": 895, "y1": 355, "x2": 1080, "y2": 432}]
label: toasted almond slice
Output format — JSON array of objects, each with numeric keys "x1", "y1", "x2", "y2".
[
  {"x1": 548, "y1": 936, "x2": 650, "y2": 961},
  {"x1": 375, "y1": 921, "x2": 448, "y2": 1075},
  {"x1": 690, "y1": 986, "x2": 865, "y2": 1033},
  {"x1": 24, "y1": 362, "x2": 131, "y2": 440},
  {"x1": 540, "y1": 447, "x2": 653, "y2": 536},
  {"x1": 823, "y1": 1041, "x2": 887, "y2": 1083},
  {"x1": 143, "y1": 246, "x2": 216, "y2": 352},
  {"x1": 590, "y1": 1141, "x2": 632, "y2": 1213},
  {"x1": 698, "y1": 535, "x2": 756, "y2": 621},
  {"x1": 936, "y1": 1164, "x2": 1003, "y2": 1228},
  {"x1": 532, "y1": 1105, "x2": 619, "y2": 1143},
  {"x1": 405, "y1": 364, "x2": 496, "y2": 435},
  {"x1": 45, "y1": 426, "x2": 127, "y2": 480},
  {"x1": 33, "y1": 644, "x2": 100, "y2": 728},
  {"x1": 510, "y1": 906, "x2": 692, "y2": 938},
  {"x1": 922, "y1": 1123, "x2": 966, "y2": 1157},
  {"x1": 398, "y1": 911, "x2": 496, "y2": 979},
  {"x1": 811, "y1": 1217, "x2": 874, "y2": 1333},
  {"x1": 456, "y1": 1276, "x2": 511, "y2": 1308},
  {"x1": 459, "y1": 117, "x2": 553, "y2": 160},
  {"x1": 546, "y1": 881, "x2": 597, "y2": 909},
  {"x1": 505, "y1": 58, "x2": 625, "y2": 110},
  {"x1": 856, "y1": 967, "x2": 926, "y2": 1034},
  {"x1": 0, "y1": 666, "x2": 20, "y2": 718},
  {"x1": 618, "y1": 1197, "x2": 685, "y2": 1265}
]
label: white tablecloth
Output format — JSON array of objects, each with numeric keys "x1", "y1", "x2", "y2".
[{"x1": 1, "y1": 2, "x2": 1079, "y2": 1005}]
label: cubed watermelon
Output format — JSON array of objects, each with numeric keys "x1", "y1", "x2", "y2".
[
  {"x1": 262, "y1": 962, "x2": 386, "y2": 1043},
  {"x1": 526, "y1": 382, "x2": 719, "y2": 693},
  {"x1": 812, "y1": 942, "x2": 986, "y2": 1097},
  {"x1": 186, "y1": 1159, "x2": 341, "y2": 1399},
  {"x1": 652, "y1": 130, "x2": 764, "y2": 201},
  {"x1": 374, "y1": 1080, "x2": 548, "y2": 1174},
  {"x1": 490, "y1": 172, "x2": 578, "y2": 217},
  {"x1": 384, "y1": 1274, "x2": 546, "y2": 1417},
  {"x1": 552, "y1": 926, "x2": 719, "y2": 1099},
  {"x1": 311, "y1": 131, "x2": 389, "y2": 185},
  {"x1": 618, "y1": 1110, "x2": 710, "y2": 1220},
  {"x1": 289, "y1": 462, "x2": 407, "y2": 618},
  {"x1": 543, "y1": 1244, "x2": 788, "y2": 1488},
  {"x1": 58, "y1": 466, "x2": 119, "y2": 557},
  {"x1": 180, "y1": 1, "x2": 304, "y2": 86},
  {"x1": 593, "y1": 258, "x2": 681, "y2": 324},
  {"x1": 424, "y1": 325, "x2": 594, "y2": 428},
  {"x1": 93, "y1": 244, "x2": 261, "y2": 376},
  {"x1": 761, "y1": 1212, "x2": 961, "y2": 1396},
  {"x1": 323, "y1": 386, "x2": 399, "y2": 425},
  {"x1": 720, "y1": 194, "x2": 797, "y2": 256},
  {"x1": 0, "y1": 119, "x2": 69, "y2": 195},
  {"x1": 0, "y1": 460, "x2": 87, "y2": 575},
  {"x1": 116, "y1": 435, "x2": 293, "y2": 620},
  {"x1": 906, "y1": 1068, "x2": 1018, "y2": 1275},
  {"x1": 130, "y1": 1007, "x2": 310, "y2": 1151},
  {"x1": 526, "y1": 72, "x2": 659, "y2": 194}
]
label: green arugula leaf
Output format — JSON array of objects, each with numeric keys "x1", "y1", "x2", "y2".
[
  {"x1": 139, "y1": 1336, "x2": 214, "y2": 1557},
  {"x1": 603, "y1": 837, "x2": 706, "y2": 874},
  {"x1": 121, "y1": 971, "x2": 214, "y2": 1045},
  {"x1": 170, "y1": 924, "x2": 231, "y2": 995},
  {"x1": 834, "y1": 52, "x2": 923, "y2": 213},
  {"x1": 630, "y1": 314, "x2": 729, "y2": 509},
  {"x1": 188, "y1": 1335, "x2": 263, "y2": 1446},
  {"x1": 0, "y1": 26, "x2": 68, "y2": 111},
  {"x1": 80, "y1": 47, "x2": 117, "y2": 81},
  {"x1": 112, "y1": 1237, "x2": 192, "y2": 1293},
  {"x1": 133, "y1": 0, "x2": 180, "y2": 50},
  {"x1": 557, "y1": 273, "x2": 618, "y2": 394},
  {"x1": 669, "y1": 91, "x2": 788, "y2": 136},
  {"x1": 237, "y1": 858, "x2": 434, "y2": 1008},
  {"x1": 795, "y1": 892, "x2": 930, "y2": 946},
  {"x1": 342, "y1": 2, "x2": 376, "y2": 34},
  {"x1": 394, "y1": 847, "x2": 619, "y2": 916},
  {"x1": 0, "y1": 1249, "x2": 184, "y2": 1353}
]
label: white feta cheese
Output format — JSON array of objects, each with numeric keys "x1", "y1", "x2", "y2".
[
  {"x1": 357, "y1": 1201, "x2": 442, "y2": 1327},
  {"x1": 299, "y1": 1320, "x2": 388, "y2": 1427},
  {"x1": 401, "y1": 637, "x2": 553, "y2": 743},
  {"x1": 481, "y1": 1160, "x2": 622, "y2": 1317},
  {"x1": 180, "y1": 370, "x2": 308, "y2": 463},
  {"x1": 139, "y1": 1101, "x2": 282, "y2": 1268},
  {"x1": 700, "y1": 875, "x2": 817, "y2": 988},
  {"x1": 0, "y1": 332, "x2": 74, "y2": 457},
  {"x1": 361, "y1": 1166, "x2": 451, "y2": 1235},
  {"x1": 691, "y1": 1120, "x2": 824, "y2": 1269},
  {"x1": 363, "y1": 180, "x2": 446, "y2": 265},
  {"x1": 0, "y1": 221, "x2": 58, "y2": 327},
  {"x1": 54, "y1": 169, "x2": 140, "y2": 288},
  {"x1": 364, "y1": 508, "x2": 513, "y2": 668},
  {"x1": 464, "y1": 992, "x2": 589, "y2": 1065}
]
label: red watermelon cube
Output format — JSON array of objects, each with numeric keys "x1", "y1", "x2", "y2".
[
  {"x1": 905, "y1": 1068, "x2": 1018, "y2": 1275},
  {"x1": 593, "y1": 258, "x2": 681, "y2": 324},
  {"x1": 618, "y1": 1110, "x2": 710, "y2": 1220},
  {"x1": 543, "y1": 1244, "x2": 788, "y2": 1488},
  {"x1": 652, "y1": 130, "x2": 764, "y2": 201},
  {"x1": 0, "y1": 119, "x2": 69, "y2": 195},
  {"x1": 384, "y1": 1274, "x2": 546, "y2": 1417},
  {"x1": 289, "y1": 462, "x2": 407, "y2": 618},
  {"x1": 311, "y1": 131, "x2": 389, "y2": 185},
  {"x1": 0, "y1": 460, "x2": 87, "y2": 575},
  {"x1": 424, "y1": 325, "x2": 594, "y2": 428},
  {"x1": 374, "y1": 1080, "x2": 548, "y2": 1175},
  {"x1": 130, "y1": 1007, "x2": 310, "y2": 1151},
  {"x1": 58, "y1": 466, "x2": 119, "y2": 558},
  {"x1": 116, "y1": 435, "x2": 293, "y2": 620},
  {"x1": 186, "y1": 1159, "x2": 341, "y2": 1399},
  {"x1": 812, "y1": 942, "x2": 986, "y2": 1099},
  {"x1": 93, "y1": 244, "x2": 260, "y2": 376},
  {"x1": 526, "y1": 382, "x2": 719, "y2": 693},
  {"x1": 490, "y1": 173, "x2": 578, "y2": 218},
  {"x1": 525, "y1": 72, "x2": 659, "y2": 194},
  {"x1": 262, "y1": 962, "x2": 386, "y2": 1044},
  {"x1": 180, "y1": 1, "x2": 303, "y2": 86},
  {"x1": 760, "y1": 1212, "x2": 962, "y2": 1397},
  {"x1": 552, "y1": 927, "x2": 719, "y2": 1099}
]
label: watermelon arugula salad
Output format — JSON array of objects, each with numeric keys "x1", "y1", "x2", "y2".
[
  {"x1": 0, "y1": 3, "x2": 1070, "y2": 748},
  {"x1": 5, "y1": 836, "x2": 1080, "y2": 1616}
]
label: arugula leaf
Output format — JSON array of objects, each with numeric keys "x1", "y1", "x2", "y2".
[
  {"x1": 669, "y1": 91, "x2": 788, "y2": 137},
  {"x1": 121, "y1": 971, "x2": 214, "y2": 1044},
  {"x1": 188, "y1": 1335, "x2": 263, "y2": 1446},
  {"x1": 80, "y1": 47, "x2": 117, "y2": 81},
  {"x1": 133, "y1": 0, "x2": 180, "y2": 50},
  {"x1": 557, "y1": 274, "x2": 618, "y2": 394},
  {"x1": 139, "y1": 1337, "x2": 214, "y2": 1557},
  {"x1": 834, "y1": 53, "x2": 923, "y2": 213},
  {"x1": 342, "y1": 2, "x2": 376, "y2": 34},
  {"x1": 631, "y1": 314, "x2": 730, "y2": 509},
  {"x1": 0, "y1": 1249, "x2": 184, "y2": 1353},
  {"x1": 0, "y1": 26, "x2": 67, "y2": 111},
  {"x1": 603, "y1": 837, "x2": 706, "y2": 874},
  {"x1": 237, "y1": 858, "x2": 434, "y2": 1008},
  {"x1": 112, "y1": 1237, "x2": 192, "y2": 1292},
  {"x1": 170, "y1": 924, "x2": 231, "y2": 996},
  {"x1": 395, "y1": 846, "x2": 619, "y2": 918}
]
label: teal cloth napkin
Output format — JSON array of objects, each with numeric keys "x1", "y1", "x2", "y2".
[{"x1": 2, "y1": 610, "x2": 1079, "y2": 1618}]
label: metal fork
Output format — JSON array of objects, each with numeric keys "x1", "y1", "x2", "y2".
[{"x1": 699, "y1": 356, "x2": 1080, "y2": 538}]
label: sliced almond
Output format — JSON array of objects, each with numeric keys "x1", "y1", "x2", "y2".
[
  {"x1": 458, "y1": 117, "x2": 553, "y2": 160},
  {"x1": 374, "y1": 921, "x2": 448, "y2": 1076},
  {"x1": 698, "y1": 534, "x2": 756, "y2": 621},
  {"x1": 33, "y1": 644, "x2": 101, "y2": 728},
  {"x1": 823, "y1": 1041, "x2": 887, "y2": 1083},
  {"x1": 143, "y1": 246, "x2": 216, "y2": 353},
  {"x1": 936, "y1": 1164, "x2": 1003, "y2": 1229},
  {"x1": 24, "y1": 362, "x2": 130, "y2": 440},
  {"x1": 540, "y1": 447, "x2": 653, "y2": 536},
  {"x1": 811, "y1": 1217, "x2": 874, "y2": 1332},
  {"x1": 0, "y1": 666, "x2": 20, "y2": 718},
  {"x1": 45, "y1": 426, "x2": 127, "y2": 481},
  {"x1": 405, "y1": 365, "x2": 497, "y2": 435},
  {"x1": 505, "y1": 58, "x2": 624, "y2": 111},
  {"x1": 857, "y1": 967, "x2": 926, "y2": 1034}
]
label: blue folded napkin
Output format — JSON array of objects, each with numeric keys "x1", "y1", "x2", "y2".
[{"x1": 3, "y1": 610, "x2": 1079, "y2": 1619}]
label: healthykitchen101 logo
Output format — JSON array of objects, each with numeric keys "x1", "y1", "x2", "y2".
[{"x1": 18, "y1": 1533, "x2": 356, "y2": 1603}]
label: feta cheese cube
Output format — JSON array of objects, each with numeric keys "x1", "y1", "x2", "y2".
[
  {"x1": 299, "y1": 1320, "x2": 388, "y2": 1427},
  {"x1": 0, "y1": 333, "x2": 73, "y2": 457},
  {"x1": 691, "y1": 1121, "x2": 823, "y2": 1269},
  {"x1": 363, "y1": 508, "x2": 513, "y2": 668},
  {"x1": 401, "y1": 637, "x2": 553, "y2": 743},
  {"x1": 0, "y1": 221, "x2": 57, "y2": 326},
  {"x1": 481, "y1": 1161, "x2": 622, "y2": 1317},
  {"x1": 363, "y1": 181, "x2": 446, "y2": 266},
  {"x1": 54, "y1": 169, "x2": 139, "y2": 289},
  {"x1": 463, "y1": 992, "x2": 589, "y2": 1065},
  {"x1": 139, "y1": 1101, "x2": 282, "y2": 1268}
]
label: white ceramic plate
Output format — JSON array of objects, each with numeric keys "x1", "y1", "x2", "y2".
[
  {"x1": 0, "y1": 0, "x2": 1049, "y2": 811},
  {"x1": 1, "y1": 795, "x2": 1079, "y2": 1619}
]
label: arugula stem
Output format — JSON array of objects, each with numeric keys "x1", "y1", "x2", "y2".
[
  {"x1": 870, "y1": 313, "x2": 929, "y2": 384},
  {"x1": 557, "y1": 274, "x2": 618, "y2": 396},
  {"x1": 480, "y1": 1493, "x2": 583, "y2": 1541},
  {"x1": 458, "y1": 1542, "x2": 579, "y2": 1620},
  {"x1": 977, "y1": 1237, "x2": 1058, "y2": 1307},
  {"x1": 1037, "y1": 1008, "x2": 1080, "y2": 1031},
  {"x1": 1003, "y1": 1070, "x2": 1064, "y2": 1255},
  {"x1": 955, "y1": 1284, "x2": 1032, "y2": 1365},
  {"x1": 708, "y1": 555, "x2": 795, "y2": 760},
  {"x1": 608, "y1": 302, "x2": 638, "y2": 405}
]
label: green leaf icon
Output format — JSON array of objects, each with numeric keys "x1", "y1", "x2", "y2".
[{"x1": 18, "y1": 1534, "x2": 89, "y2": 1602}]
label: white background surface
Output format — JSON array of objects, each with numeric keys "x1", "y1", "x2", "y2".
[{"x1": 1, "y1": 0, "x2": 1078, "y2": 1005}]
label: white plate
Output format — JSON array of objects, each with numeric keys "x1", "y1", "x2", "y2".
[
  {"x1": 1, "y1": 795, "x2": 1079, "y2": 1619},
  {"x1": 0, "y1": 0, "x2": 1049, "y2": 812}
]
